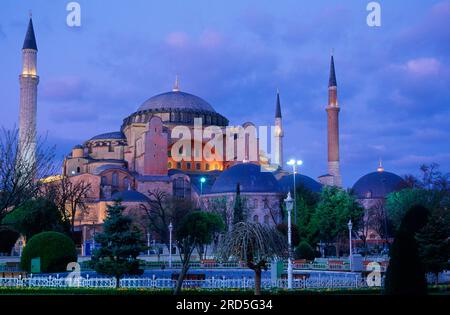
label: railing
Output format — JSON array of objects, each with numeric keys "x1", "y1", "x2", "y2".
[{"x1": 0, "y1": 274, "x2": 370, "y2": 289}]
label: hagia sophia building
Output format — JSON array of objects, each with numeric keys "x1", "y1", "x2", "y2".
[{"x1": 17, "y1": 18, "x2": 408, "y2": 253}]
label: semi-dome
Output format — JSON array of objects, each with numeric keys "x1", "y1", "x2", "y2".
[
  {"x1": 278, "y1": 173, "x2": 322, "y2": 193},
  {"x1": 138, "y1": 91, "x2": 216, "y2": 113},
  {"x1": 89, "y1": 131, "x2": 126, "y2": 141},
  {"x1": 210, "y1": 163, "x2": 280, "y2": 194},
  {"x1": 352, "y1": 170, "x2": 407, "y2": 199}
]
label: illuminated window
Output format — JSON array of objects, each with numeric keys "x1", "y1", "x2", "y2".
[
  {"x1": 205, "y1": 164, "x2": 210, "y2": 171},
  {"x1": 168, "y1": 162, "x2": 172, "y2": 169}
]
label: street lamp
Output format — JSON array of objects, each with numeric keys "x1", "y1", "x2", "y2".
[
  {"x1": 169, "y1": 222, "x2": 173, "y2": 268},
  {"x1": 348, "y1": 219, "x2": 353, "y2": 272},
  {"x1": 287, "y1": 159, "x2": 303, "y2": 225},
  {"x1": 200, "y1": 176, "x2": 206, "y2": 195},
  {"x1": 284, "y1": 192, "x2": 294, "y2": 289}
]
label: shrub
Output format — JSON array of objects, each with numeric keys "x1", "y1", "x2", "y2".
[
  {"x1": 20, "y1": 231, "x2": 77, "y2": 273},
  {"x1": 294, "y1": 241, "x2": 315, "y2": 261}
]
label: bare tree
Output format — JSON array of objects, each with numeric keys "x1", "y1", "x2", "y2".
[
  {"x1": 140, "y1": 189, "x2": 194, "y2": 249},
  {"x1": 42, "y1": 176, "x2": 92, "y2": 235},
  {"x1": 216, "y1": 222, "x2": 287, "y2": 295},
  {"x1": 0, "y1": 127, "x2": 56, "y2": 223}
]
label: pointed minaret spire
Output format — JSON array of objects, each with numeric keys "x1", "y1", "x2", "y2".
[
  {"x1": 274, "y1": 89, "x2": 284, "y2": 169},
  {"x1": 275, "y1": 88, "x2": 282, "y2": 118},
  {"x1": 23, "y1": 17, "x2": 38, "y2": 51},
  {"x1": 172, "y1": 75, "x2": 180, "y2": 92},
  {"x1": 329, "y1": 51, "x2": 336, "y2": 87}
]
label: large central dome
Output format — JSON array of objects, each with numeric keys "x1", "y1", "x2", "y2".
[
  {"x1": 138, "y1": 91, "x2": 216, "y2": 113},
  {"x1": 122, "y1": 80, "x2": 229, "y2": 129}
]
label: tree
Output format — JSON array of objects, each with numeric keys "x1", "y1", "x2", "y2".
[
  {"x1": 174, "y1": 211, "x2": 224, "y2": 295},
  {"x1": 42, "y1": 176, "x2": 92, "y2": 236},
  {"x1": 416, "y1": 207, "x2": 450, "y2": 284},
  {"x1": 276, "y1": 223, "x2": 300, "y2": 247},
  {"x1": 217, "y1": 222, "x2": 287, "y2": 295},
  {"x1": 386, "y1": 188, "x2": 443, "y2": 232},
  {"x1": 20, "y1": 231, "x2": 77, "y2": 273},
  {"x1": 140, "y1": 189, "x2": 194, "y2": 249},
  {"x1": 294, "y1": 185, "x2": 319, "y2": 244},
  {"x1": 295, "y1": 241, "x2": 315, "y2": 261},
  {"x1": 90, "y1": 201, "x2": 146, "y2": 287},
  {"x1": 2, "y1": 197, "x2": 67, "y2": 240},
  {"x1": 0, "y1": 128, "x2": 56, "y2": 224},
  {"x1": 384, "y1": 205, "x2": 430, "y2": 295},
  {"x1": 232, "y1": 183, "x2": 246, "y2": 224},
  {"x1": 0, "y1": 227, "x2": 19, "y2": 255},
  {"x1": 309, "y1": 186, "x2": 364, "y2": 257}
]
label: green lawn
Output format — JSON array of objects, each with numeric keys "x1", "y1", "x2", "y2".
[{"x1": 0, "y1": 286, "x2": 447, "y2": 295}]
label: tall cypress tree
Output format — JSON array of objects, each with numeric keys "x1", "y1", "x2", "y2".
[
  {"x1": 90, "y1": 201, "x2": 147, "y2": 287},
  {"x1": 233, "y1": 183, "x2": 245, "y2": 224}
]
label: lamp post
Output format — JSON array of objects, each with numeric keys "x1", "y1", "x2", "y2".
[
  {"x1": 284, "y1": 192, "x2": 294, "y2": 289},
  {"x1": 147, "y1": 231, "x2": 151, "y2": 256},
  {"x1": 348, "y1": 219, "x2": 353, "y2": 272},
  {"x1": 200, "y1": 176, "x2": 206, "y2": 195},
  {"x1": 169, "y1": 222, "x2": 173, "y2": 268},
  {"x1": 287, "y1": 159, "x2": 303, "y2": 225},
  {"x1": 92, "y1": 221, "x2": 96, "y2": 255}
]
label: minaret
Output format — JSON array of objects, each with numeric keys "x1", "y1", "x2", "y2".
[
  {"x1": 326, "y1": 54, "x2": 342, "y2": 186},
  {"x1": 18, "y1": 16, "x2": 39, "y2": 169},
  {"x1": 274, "y1": 89, "x2": 284, "y2": 168}
]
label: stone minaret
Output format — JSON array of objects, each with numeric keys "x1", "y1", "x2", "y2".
[
  {"x1": 273, "y1": 90, "x2": 284, "y2": 168},
  {"x1": 18, "y1": 17, "x2": 39, "y2": 168},
  {"x1": 326, "y1": 54, "x2": 342, "y2": 186}
]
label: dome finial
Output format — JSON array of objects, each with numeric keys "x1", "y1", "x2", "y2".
[
  {"x1": 377, "y1": 157, "x2": 384, "y2": 172},
  {"x1": 173, "y1": 75, "x2": 180, "y2": 92}
]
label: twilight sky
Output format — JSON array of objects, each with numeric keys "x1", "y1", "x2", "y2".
[{"x1": 0, "y1": 0, "x2": 449, "y2": 187}]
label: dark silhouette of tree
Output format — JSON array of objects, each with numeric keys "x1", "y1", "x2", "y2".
[{"x1": 384, "y1": 205, "x2": 430, "y2": 295}]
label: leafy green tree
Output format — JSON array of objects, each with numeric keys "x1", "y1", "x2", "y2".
[
  {"x1": 217, "y1": 222, "x2": 287, "y2": 295},
  {"x1": 309, "y1": 186, "x2": 364, "y2": 257},
  {"x1": 174, "y1": 211, "x2": 224, "y2": 295},
  {"x1": 295, "y1": 241, "x2": 315, "y2": 261},
  {"x1": 385, "y1": 205, "x2": 430, "y2": 295},
  {"x1": 385, "y1": 188, "x2": 442, "y2": 232},
  {"x1": 90, "y1": 201, "x2": 147, "y2": 288},
  {"x1": 2, "y1": 197, "x2": 67, "y2": 240},
  {"x1": 416, "y1": 207, "x2": 450, "y2": 284},
  {"x1": 20, "y1": 231, "x2": 77, "y2": 273}
]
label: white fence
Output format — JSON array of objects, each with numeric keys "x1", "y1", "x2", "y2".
[{"x1": 0, "y1": 275, "x2": 370, "y2": 289}]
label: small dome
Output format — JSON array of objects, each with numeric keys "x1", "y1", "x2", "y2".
[
  {"x1": 352, "y1": 170, "x2": 407, "y2": 199},
  {"x1": 89, "y1": 131, "x2": 126, "y2": 141},
  {"x1": 73, "y1": 144, "x2": 83, "y2": 150},
  {"x1": 210, "y1": 163, "x2": 280, "y2": 194},
  {"x1": 138, "y1": 91, "x2": 216, "y2": 113},
  {"x1": 111, "y1": 190, "x2": 149, "y2": 202},
  {"x1": 278, "y1": 174, "x2": 322, "y2": 193}
]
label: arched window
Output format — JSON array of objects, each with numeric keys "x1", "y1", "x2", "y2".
[
  {"x1": 112, "y1": 172, "x2": 118, "y2": 187},
  {"x1": 76, "y1": 167, "x2": 80, "y2": 173},
  {"x1": 205, "y1": 163, "x2": 210, "y2": 171},
  {"x1": 253, "y1": 215, "x2": 259, "y2": 223},
  {"x1": 168, "y1": 162, "x2": 172, "y2": 169},
  {"x1": 101, "y1": 176, "x2": 107, "y2": 185},
  {"x1": 264, "y1": 215, "x2": 270, "y2": 225}
]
